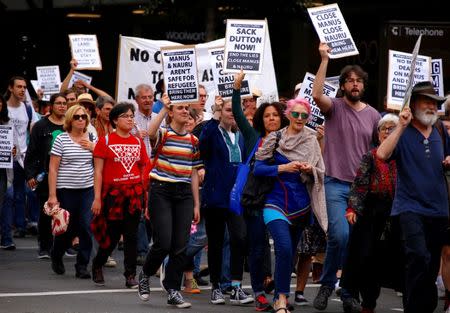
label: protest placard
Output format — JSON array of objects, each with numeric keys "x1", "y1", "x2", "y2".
[
  {"x1": 0, "y1": 125, "x2": 13, "y2": 169},
  {"x1": 69, "y1": 71, "x2": 93, "y2": 88},
  {"x1": 298, "y1": 72, "x2": 338, "y2": 131},
  {"x1": 116, "y1": 35, "x2": 278, "y2": 112},
  {"x1": 224, "y1": 19, "x2": 267, "y2": 73},
  {"x1": 307, "y1": 3, "x2": 358, "y2": 58},
  {"x1": 209, "y1": 47, "x2": 250, "y2": 99},
  {"x1": 431, "y1": 59, "x2": 445, "y2": 113},
  {"x1": 68, "y1": 34, "x2": 102, "y2": 70},
  {"x1": 161, "y1": 45, "x2": 199, "y2": 104},
  {"x1": 36, "y1": 65, "x2": 61, "y2": 100},
  {"x1": 387, "y1": 48, "x2": 431, "y2": 111}
]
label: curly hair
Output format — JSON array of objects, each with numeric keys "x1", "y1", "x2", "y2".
[{"x1": 252, "y1": 102, "x2": 289, "y2": 135}]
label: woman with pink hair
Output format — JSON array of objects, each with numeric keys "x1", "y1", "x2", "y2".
[{"x1": 253, "y1": 97, "x2": 327, "y2": 313}]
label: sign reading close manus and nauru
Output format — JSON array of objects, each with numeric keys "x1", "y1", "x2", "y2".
[
  {"x1": 209, "y1": 47, "x2": 251, "y2": 100},
  {"x1": 161, "y1": 45, "x2": 199, "y2": 104},
  {"x1": 307, "y1": 3, "x2": 359, "y2": 59},
  {"x1": 224, "y1": 19, "x2": 267, "y2": 74},
  {"x1": 68, "y1": 34, "x2": 102, "y2": 70}
]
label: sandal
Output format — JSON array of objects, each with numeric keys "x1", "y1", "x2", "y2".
[{"x1": 272, "y1": 307, "x2": 289, "y2": 313}]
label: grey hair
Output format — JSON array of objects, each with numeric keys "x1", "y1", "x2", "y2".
[
  {"x1": 96, "y1": 95, "x2": 116, "y2": 109},
  {"x1": 378, "y1": 113, "x2": 399, "y2": 130},
  {"x1": 135, "y1": 84, "x2": 153, "y2": 97}
]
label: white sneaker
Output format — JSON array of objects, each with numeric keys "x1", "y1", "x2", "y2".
[
  {"x1": 105, "y1": 256, "x2": 117, "y2": 268},
  {"x1": 436, "y1": 275, "x2": 445, "y2": 299}
]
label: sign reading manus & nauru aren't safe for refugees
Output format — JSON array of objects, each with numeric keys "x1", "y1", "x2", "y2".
[
  {"x1": 224, "y1": 19, "x2": 267, "y2": 74},
  {"x1": 307, "y1": 3, "x2": 358, "y2": 58},
  {"x1": 209, "y1": 47, "x2": 250, "y2": 100},
  {"x1": 161, "y1": 45, "x2": 199, "y2": 104}
]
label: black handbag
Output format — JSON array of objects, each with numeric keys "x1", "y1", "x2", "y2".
[{"x1": 240, "y1": 131, "x2": 281, "y2": 212}]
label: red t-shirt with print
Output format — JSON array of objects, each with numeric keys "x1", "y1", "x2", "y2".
[{"x1": 94, "y1": 132, "x2": 149, "y2": 185}]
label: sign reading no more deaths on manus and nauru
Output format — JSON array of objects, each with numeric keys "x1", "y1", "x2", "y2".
[
  {"x1": 387, "y1": 49, "x2": 431, "y2": 111},
  {"x1": 209, "y1": 47, "x2": 251, "y2": 100},
  {"x1": 298, "y1": 72, "x2": 338, "y2": 131},
  {"x1": 161, "y1": 45, "x2": 199, "y2": 104},
  {"x1": 68, "y1": 34, "x2": 102, "y2": 70},
  {"x1": 307, "y1": 3, "x2": 359, "y2": 59},
  {"x1": 224, "y1": 19, "x2": 267, "y2": 74}
]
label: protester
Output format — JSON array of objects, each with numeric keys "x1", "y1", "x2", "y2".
[
  {"x1": 254, "y1": 97, "x2": 327, "y2": 313},
  {"x1": 340, "y1": 113, "x2": 402, "y2": 313},
  {"x1": 233, "y1": 70, "x2": 289, "y2": 312},
  {"x1": 311, "y1": 42, "x2": 380, "y2": 313},
  {"x1": 90, "y1": 102, "x2": 149, "y2": 288},
  {"x1": 24, "y1": 93, "x2": 67, "y2": 258},
  {"x1": 93, "y1": 96, "x2": 115, "y2": 138},
  {"x1": 138, "y1": 94, "x2": 201, "y2": 308},
  {"x1": 377, "y1": 81, "x2": 449, "y2": 313},
  {"x1": 47, "y1": 104, "x2": 96, "y2": 278}
]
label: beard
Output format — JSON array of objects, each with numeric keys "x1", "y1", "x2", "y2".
[
  {"x1": 415, "y1": 109, "x2": 438, "y2": 126},
  {"x1": 343, "y1": 88, "x2": 364, "y2": 102}
]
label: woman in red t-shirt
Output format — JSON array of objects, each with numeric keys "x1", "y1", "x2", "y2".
[{"x1": 90, "y1": 102, "x2": 149, "y2": 289}]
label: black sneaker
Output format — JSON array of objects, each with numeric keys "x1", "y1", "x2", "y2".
[
  {"x1": 51, "y1": 257, "x2": 65, "y2": 275},
  {"x1": 193, "y1": 273, "x2": 209, "y2": 286},
  {"x1": 294, "y1": 291, "x2": 309, "y2": 306},
  {"x1": 255, "y1": 294, "x2": 272, "y2": 312},
  {"x1": 210, "y1": 288, "x2": 225, "y2": 305},
  {"x1": 37, "y1": 249, "x2": 50, "y2": 259},
  {"x1": 0, "y1": 243, "x2": 16, "y2": 250},
  {"x1": 75, "y1": 267, "x2": 91, "y2": 279},
  {"x1": 313, "y1": 285, "x2": 334, "y2": 310},
  {"x1": 230, "y1": 285, "x2": 254, "y2": 305},
  {"x1": 138, "y1": 271, "x2": 150, "y2": 301},
  {"x1": 342, "y1": 297, "x2": 362, "y2": 313},
  {"x1": 65, "y1": 248, "x2": 77, "y2": 257},
  {"x1": 92, "y1": 266, "x2": 105, "y2": 286},
  {"x1": 167, "y1": 289, "x2": 191, "y2": 308}
]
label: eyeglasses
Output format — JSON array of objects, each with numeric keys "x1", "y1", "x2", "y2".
[
  {"x1": 423, "y1": 138, "x2": 431, "y2": 158},
  {"x1": 291, "y1": 111, "x2": 309, "y2": 119},
  {"x1": 380, "y1": 126, "x2": 396, "y2": 134},
  {"x1": 345, "y1": 78, "x2": 364, "y2": 84},
  {"x1": 54, "y1": 101, "x2": 67, "y2": 106},
  {"x1": 73, "y1": 114, "x2": 88, "y2": 121},
  {"x1": 118, "y1": 114, "x2": 135, "y2": 119}
]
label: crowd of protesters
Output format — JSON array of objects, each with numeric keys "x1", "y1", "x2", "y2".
[{"x1": 1, "y1": 40, "x2": 450, "y2": 313}]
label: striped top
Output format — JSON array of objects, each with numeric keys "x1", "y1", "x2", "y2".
[
  {"x1": 51, "y1": 132, "x2": 95, "y2": 189},
  {"x1": 150, "y1": 127, "x2": 202, "y2": 183}
]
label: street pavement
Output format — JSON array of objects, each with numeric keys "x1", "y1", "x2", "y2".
[{"x1": 0, "y1": 236, "x2": 445, "y2": 313}]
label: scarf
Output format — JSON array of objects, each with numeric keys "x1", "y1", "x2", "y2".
[
  {"x1": 219, "y1": 125, "x2": 242, "y2": 163},
  {"x1": 255, "y1": 126, "x2": 328, "y2": 233}
]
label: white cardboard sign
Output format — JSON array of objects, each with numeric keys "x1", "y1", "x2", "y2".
[
  {"x1": 69, "y1": 71, "x2": 93, "y2": 88},
  {"x1": 0, "y1": 125, "x2": 14, "y2": 169},
  {"x1": 36, "y1": 65, "x2": 61, "y2": 99},
  {"x1": 68, "y1": 34, "x2": 102, "y2": 70}
]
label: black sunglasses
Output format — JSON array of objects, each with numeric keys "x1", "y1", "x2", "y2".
[{"x1": 73, "y1": 114, "x2": 88, "y2": 121}]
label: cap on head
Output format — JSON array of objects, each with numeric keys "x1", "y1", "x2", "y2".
[
  {"x1": 411, "y1": 81, "x2": 446, "y2": 105},
  {"x1": 251, "y1": 88, "x2": 262, "y2": 98}
]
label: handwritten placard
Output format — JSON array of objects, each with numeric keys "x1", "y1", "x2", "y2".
[{"x1": 68, "y1": 34, "x2": 102, "y2": 70}]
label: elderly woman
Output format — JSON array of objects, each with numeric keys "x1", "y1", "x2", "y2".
[
  {"x1": 340, "y1": 113, "x2": 401, "y2": 313},
  {"x1": 47, "y1": 104, "x2": 96, "y2": 278},
  {"x1": 254, "y1": 97, "x2": 327, "y2": 313}
]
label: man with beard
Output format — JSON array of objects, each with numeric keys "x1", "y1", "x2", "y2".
[
  {"x1": 377, "y1": 81, "x2": 449, "y2": 313},
  {"x1": 311, "y1": 42, "x2": 380, "y2": 313}
]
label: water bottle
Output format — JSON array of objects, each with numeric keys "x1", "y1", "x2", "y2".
[{"x1": 31, "y1": 172, "x2": 46, "y2": 191}]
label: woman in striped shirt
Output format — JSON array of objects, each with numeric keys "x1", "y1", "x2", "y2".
[
  {"x1": 47, "y1": 104, "x2": 96, "y2": 279},
  {"x1": 138, "y1": 95, "x2": 201, "y2": 309}
]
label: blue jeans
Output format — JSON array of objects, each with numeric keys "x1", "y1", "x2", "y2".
[
  {"x1": 321, "y1": 176, "x2": 351, "y2": 288},
  {"x1": 52, "y1": 187, "x2": 94, "y2": 268},
  {"x1": 12, "y1": 162, "x2": 26, "y2": 231},
  {"x1": 0, "y1": 186, "x2": 14, "y2": 246},
  {"x1": 246, "y1": 214, "x2": 268, "y2": 293},
  {"x1": 137, "y1": 213, "x2": 151, "y2": 256},
  {"x1": 399, "y1": 212, "x2": 447, "y2": 313},
  {"x1": 266, "y1": 219, "x2": 302, "y2": 299},
  {"x1": 186, "y1": 218, "x2": 207, "y2": 258},
  {"x1": 26, "y1": 186, "x2": 39, "y2": 224}
]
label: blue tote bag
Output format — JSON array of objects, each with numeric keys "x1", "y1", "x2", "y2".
[{"x1": 229, "y1": 138, "x2": 261, "y2": 215}]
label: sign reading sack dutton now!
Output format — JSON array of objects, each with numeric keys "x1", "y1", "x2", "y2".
[
  {"x1": 224, "y1": 19, "x2": 267, "y2": 74},
  {"x1": 307, "y1": 3, "x2": 358, "y2": 59},
  {"x1": 161, "y1": 45, "x2": 199, "y2": 104},
  {"x1": 68, "y1": 34, "x2": 102, "y2": 70}
]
